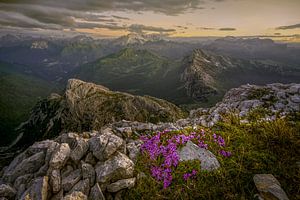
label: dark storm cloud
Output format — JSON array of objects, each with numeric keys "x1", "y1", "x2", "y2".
[
  {"x1": 0, "y1": 0, "x2": 208, "y2": 31},
  {"x1": 219, "y1": 27, "x2": 236, "y2": 31},
  {"x1": 276, "y1": 23, "x2": 300, "y2": 30}
]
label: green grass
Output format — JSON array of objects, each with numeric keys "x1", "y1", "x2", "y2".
[
  {"x1": 124, "y1": 114, "x2": 300, "y2": 200},
  {"x1": 0, "y1": 61, "x2": 53, "y2": 146}
]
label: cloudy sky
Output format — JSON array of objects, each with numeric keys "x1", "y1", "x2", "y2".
[{"x1": 0, "y1": 0, "x2": 299, "y2": 39}]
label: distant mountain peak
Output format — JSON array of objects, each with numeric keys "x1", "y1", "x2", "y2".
[{"x1": 113, "y1": 33, "x2": 163, "y2": 46}]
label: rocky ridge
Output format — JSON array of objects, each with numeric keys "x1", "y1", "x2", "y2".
[
  {"x1": 0, "y1": 128, "x2": 142, "y2": 200},
  {"x1": 1, "y1": 82, "x2": 299, "y2": 199},
  {"x1": 14, "y1": 79, "x2": 185, "y2": 146}
]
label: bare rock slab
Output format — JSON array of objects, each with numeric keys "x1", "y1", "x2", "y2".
[
  {"x1": 107, "y1": 178, "x2": 136, "y2": 193},
  {"x1": 95, "y1": 152, "x2": 134, "y2": 184},
  {"x1": 178, "y1": 141, "x2": 220, "y2": 171},
  {"x1": 50, "y1": 143, "x2": 71, "y2": 169},
  {"x1": 253, "y1": 174, "x2": 289, "y2": 200}
]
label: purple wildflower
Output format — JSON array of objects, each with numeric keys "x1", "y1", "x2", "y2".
[{"x1": 219, "y1": 150, "x2": 232, "y2": 157}]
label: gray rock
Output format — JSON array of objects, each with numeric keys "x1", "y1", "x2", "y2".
[
  {"x1": 82, "y1": 162, "x2": 95, "y2": 187},
  {"x1": 2, "y1": 152, "x2": 27, "y2": 182},
  {"x1": 70, "y1": 138, "x2": 89, "y2": 162},
  {"x1": 290, "y1": 95, "x2": 300, "y2": 103},
  {"x1": 50, "y1": 143, "x2": 71, "y2": 169},
  {"x1": 288, "y1": 84, "x2": 300, "y2": 94},
  {"x1": 20, "y1": 176, "x2": 49, "y2": 200},
  {"x1": 27, "y1": 140, "x2": 58, "y2": 155},
  {"x1": 0, "y1": 184, "x2": 16, "y2": 199},
  {"x1": 50, "y1": 169, "x2": 61, "y2": 193},
  {"x1": 253, "y1": 174, "x2": 289, "y2": 200},
  {"x1": 13, "y1": 174, "x2": 33, "y2": 189},
  {"x1": 63, "y1": 191, "x2": 87, "y2": 200},
  {"x1": 95, "y1": 152, "x2": 134, "y2": 184},
  {"x1": 62, "y1": 169, "x2": 82, "y2": 192},
  {"x1": 89, "y1": 183, "x2": 105, "y2": 200},
  {"x1": 9, "y1": 151, "x2": 45, "y2": 182},
  {"x1": 89, "y1": 130, "x2": 124, "y2": 161},
  {"x1": 126, "y1": 142, "x2": 140, "y2": 163},
  {"x1": 50, "y1": 190, "x2": 63, "y2": 200},
  {"x1": 16, "y1": 184, "x2": 26, "y2": 200},
  {"x1": 70, "y1": 179, "x2": 90, "y2": 196},
  {"x1": 116, "y1": 127, "x2": 132, "y2": 138},
  {"x1": 178, "y1": 141, "x2": 220, "y2": 171},
  {"x1": 84, "y1": 152, "x2": 97, "y2": 166},
  {"x1": 60, "y1": 133, "x2": 79, "y2": 149},
  {"x1": 106, "y1": 178, "x2": 136, "y2": 193}
]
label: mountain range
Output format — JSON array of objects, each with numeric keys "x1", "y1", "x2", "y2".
[{"x1": 0, "y1": 33, "x2": 300, "y2": 146}]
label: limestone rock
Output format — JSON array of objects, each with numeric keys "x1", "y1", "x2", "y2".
[
  {"x1": 178, "y1": 141, "x2": 220, "y2": 171},
  {"x1": 89, "y1": 183, "x2": 105, "y2": 200},
  {"x1": 95, "y1": 152, "x2": 134, "y2": 184},
  {"x1": 20, "y1": 176, "x2": 49, "y2": 200},
  {"x1": 13, "y1": 174, "x2": 33, "y2": 189},
  {"x1": 50, "y1": 169, "x2": 61, "y2": 193},
  {"x1": 89, "y1": 130, "x2": 124, "y2": 161},
  {"x1": 62, "y1": 169, "x2": 82, "y2": 192},
  {"x1": 50, "y1": 190, "x2": 63, "y2": 200},
  {"x1": 106, "y1": 178, "x2": 136, "y2": 193},
  {"x1": 0, "y1": 184, "x2": 16, "y2": 199},
  {"x1": 70, "y1": 179, "x2": 90, "y2": 196},
  {"x1": 50, "y1": 143, "x2": 71, "y2": 169},
  {"x1": 70, "y1": 138, "x2": 89, "y2": 162},
  {"x1": 82, "y1": 162, "x2": 95, "y2": 187},
  {"x1": 63, "y1": 191, "x2": 87, "y2": 200},
  {"x1": 126, "y1": 141, "x2": 141, "y2": 163},
  {"x1": 253, "y1": 174, "x2": 289, "y2": 200},
  {"x1": 8, "y1": 151, "x2": 45, "y2": 182}
]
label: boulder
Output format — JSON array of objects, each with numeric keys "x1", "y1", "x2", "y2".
[
  {"x1": 20, "y1": 176, "x2": 49, "y2": 200},
  {"x1": 63, "y1": 191, "x2": 87, "y2": 200},
  {"x1": 95, "y1": 152, "x2": 134, "y2": 184},
  {"x1": 82, "y1": 162, "x2": 95, "y2": 187},
  {"x1": 0, "y1": 184, "x2": 16, "y2": 199},
  {"x1": 89, "y1": 130, "x2": 124, "y2": 161},
  {"x1": 50, "y1": 143, "x2": 71, "y2": 169},
  {"x1": 89, "y1": 183, "x2": 105, "y2": 200},
  {"x1": 178, "y1": 141, "x2": 220, "y2": 171},
  {"x1": 70, "y1": 138, "x2": 89, "y2": 162},
  {"x1": 253, "y1": 174, "x2": 289, "y2": 200},
  {"x1": 8, "y1": 151, "x2": 45, "y2": 182},
  {"x1": 106, "y1": 178, "x2": 136, "y2": 193},
  {"x1": 62, "y1": 169, "x2": 82, "y2": 192}
]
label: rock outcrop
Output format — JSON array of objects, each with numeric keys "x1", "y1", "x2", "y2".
[
  {"x1": 0, "y1": 128, "x2": 141, "y2": 200},
  {"x1": 14, "y1": 79, "x2": 186, "y2": 147},
  {"x1": 189, "y1": 83, "x2": 300, "y2": 127}
]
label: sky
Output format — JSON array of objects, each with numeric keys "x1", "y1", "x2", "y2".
[{"x1": 0, "y1": 0, "x2": 299, "y2": 41}]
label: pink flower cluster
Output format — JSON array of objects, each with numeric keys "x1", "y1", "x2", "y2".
[{"x1": 140, "y1": 129, "x2": 231, "y2": 188}]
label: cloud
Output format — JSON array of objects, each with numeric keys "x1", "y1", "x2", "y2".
[
  {"x1": 0, "y1": 0, "x2": 207, "y2": 32},
  {"x1": 276, "y1": 23, "x2": 300, "y2": 30},
  {"x1": 197, "y1": 27, "x2": 215, "y2": 30},
  {"x1": 219, "y1": 27, "x2": 236, "y2": 31},
  {"x1": 128, "y1": 24, "x2": 176, "y2": 34}
]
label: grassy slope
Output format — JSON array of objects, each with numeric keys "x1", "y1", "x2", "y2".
[
  {"x1": 73, "y1": 48, "x2": 194, "y2": 105},
  {"x1": 0, "y1": 61, "x2": 52, "y2": 146},
  {"x1": 125, "y1": 112, "x2": 300, "y2": 199}
]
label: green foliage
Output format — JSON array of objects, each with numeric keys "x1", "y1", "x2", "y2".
[
  {"x1": 73, "y1": 48, "x2": 195, "y2": 105},
  {"x1": 124, "y1": 115, "x2": 300, "y2": 199},
  {"x1": 0, "y1": 61, "x2": 52, "y2": 146},
  {"x1": 247, "y1": 88, "x2": 270, "y2": 100}
]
